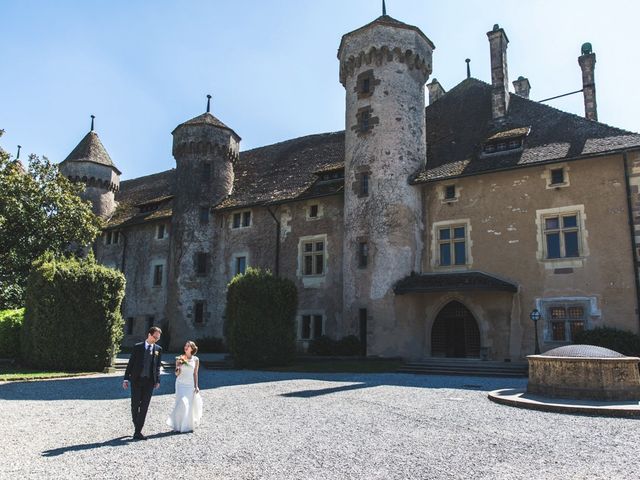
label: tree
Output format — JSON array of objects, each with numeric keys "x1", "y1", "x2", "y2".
[
  {"x1": 225, "y1": 268, "x2": 298, "y2": 368},
  {"x1": 0, "y1": 130, "x2": 102, "y2": 309}
]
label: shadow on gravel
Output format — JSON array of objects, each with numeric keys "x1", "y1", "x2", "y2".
[
  {"x1": 281, "y1": 383, "x2": 368, "y2": 398},
  {"x1": 41, "y1": 431, "x2": 178, "y2": 457},
  {"x1": 0, "y1": 370, "x2": 526, "y2": 402}
]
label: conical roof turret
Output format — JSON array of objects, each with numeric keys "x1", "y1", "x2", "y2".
[
  {"x1": 172, "y1": 112, "x2": 241, "y2": 141},
  {"x1": 61, "y1": 130, "x2": 121, "y2": 175}
]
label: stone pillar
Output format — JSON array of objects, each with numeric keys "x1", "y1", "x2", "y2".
[
  {"x1": 578, "y1": 43, "x2": 598, "y2": 121},
  {"x1": 487, "y1": 24, "x2": 510, "y2": 119}
]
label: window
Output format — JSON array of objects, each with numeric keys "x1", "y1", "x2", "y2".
[
  {"x1": 194, "y1": 302, "x2": 205, "y2": 324},
  {"x1": 195, "y1": 252, "x2": 208, "y2": 275},
  {"x1": 300, "y1": 314, "x2": 323, "y2": 340},
  {"x1": 550, "y1": 168, "x2": 565, "y2": 185},
  {"x1": 309, "y1": 204, "x2": 319, "y2": 218},
  {"x1": 438, "y1": 225, "x2": 467, "y2": 266},
  {"x1": 235, "y1": 256, "x2": 246, "y2": 276},
  {"x1": 199, "y1": 207, "x2": 209, "y2": 225},
  {"x1": 355, "y1": 70, "x2": 378, "y2": 98},
  {"x1": 126, "y1": 317, "x2": 134, "y2": 335},
  {"x1": 302, "y1": 240, "x2": 324, "y2": 276},
  {"x1": 444, "y1": 185, "x2": 456, "y2": 200},
  {"x1": 362, "y1": 77, "x2": 370, "y2": 93},
  {"x1": 202, "y1": 163, "x2": 211, "y2": 182},
  {"x1": 360, "y1": 172, "x2": 370, "y2": 197},
  {"x1": 152, "y1": 264, "x2": 163, "y2": 287},
  {"x1": 547, "y1": 304, "x2": 586, "y2": 342},
  {"x1": 232, "y1": 211, "x2": 251, "y2": 229},
  {"x1": 544, "y1": 214, "x2": 580, "y2": 259},
  {"x1": 358, "y1": 241, "x2": 368, "y2": 268},
  {"x1": 352, "y1": 106, "x2": 378, "y2": 134},
  {"x1": 482, "y1": 137, "x2": 523, "y2": 154},
  {"x1": 156, "y1": 224, "x2": 166, "y2": 240},
  {"x1": 105, "y1": 230, "x2": 120, "y2": 245}
]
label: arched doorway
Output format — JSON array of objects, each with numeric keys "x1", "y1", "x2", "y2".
[{"x1": 431, "y1": 301, "x2": 480, "y2": 358}]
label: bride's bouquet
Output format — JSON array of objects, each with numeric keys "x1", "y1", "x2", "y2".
[{"x1": 175, "y1": 355, "x2": 191, "y2": 367}]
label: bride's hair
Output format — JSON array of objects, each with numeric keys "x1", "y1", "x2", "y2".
[{"x1": 186, "y1": 341, "x2": 198, "y2": 355}]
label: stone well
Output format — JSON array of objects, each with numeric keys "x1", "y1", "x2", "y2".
[{"x1": 527, "y1": 345, "x2": 640, "y2": 401}]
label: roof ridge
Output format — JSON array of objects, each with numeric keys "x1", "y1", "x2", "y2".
[
  {"x1": 511, "y1": 92, "x2": 640, "y2": 136},
  {"x1": 240, "y1": 130, "x2": 344, "y2": 155}
]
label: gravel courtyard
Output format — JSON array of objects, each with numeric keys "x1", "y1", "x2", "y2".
[{"x1": 1, "y1": 370, "x2": 638, "y2": 480}]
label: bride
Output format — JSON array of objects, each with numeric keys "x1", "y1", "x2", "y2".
[{"x1": 167, "y1": 340, "x2": 203, "y2": 433}]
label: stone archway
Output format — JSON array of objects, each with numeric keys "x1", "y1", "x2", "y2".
[{"x1": 431, "y1": 301, "x2": 481, "y2": 358}]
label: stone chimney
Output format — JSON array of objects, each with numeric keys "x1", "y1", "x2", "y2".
[
  {"x1": 513, "y1": 76, "x2": 531, "y2": 99},
  {"x1": 427, "y1": 78, "x2": 445, "y2": 104},
  {"x1": 487, "y1": 24, "x2": 510, "y2": 119},
  {"x1": 578, "y1": 42, "x2": 597, "y2": 121}
]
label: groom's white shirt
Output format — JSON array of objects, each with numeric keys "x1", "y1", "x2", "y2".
[{"x1": 144, "y1": 340, "x2": 153, "y2": 352}]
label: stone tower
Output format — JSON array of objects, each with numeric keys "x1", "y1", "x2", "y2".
[
  {"x1": 338, "y1": 14, "x2": 434, "y2": 355},
  {"x1": 59, "y1": 122, "x2": 120, "y2": 219},
  {"x1": 166, "y1": 104, "x2": 240, "y2": 348}
]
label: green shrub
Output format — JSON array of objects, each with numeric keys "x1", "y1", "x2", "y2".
[
  {"x1": 225, "y1": 268, "x2": 297, "y2": 368},
  {"x1": 336, "y1": 335, "x2": 362, "y2": 356},
  {"x1": 21, "y1": 253, "x2": 126, "y2": 371},
  {"x1": 195, "y1": 336, "x2": 227, "y2": 353},
  {"x1": 308, "y1": 335, "x2": 335, "y2": 356},
  {"x1": 0, "y1": 308, "x2": 24, "y2": 358},
  {"x1": 309, "y1": 335, "x2": 362, "y2": 356},
  {"x1": 573, "y1": 327, "x2": 640, "y2": 357}
]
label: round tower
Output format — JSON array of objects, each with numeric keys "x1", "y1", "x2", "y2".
[
  {"x1": 167, "y1": 100, "x2": 240, "y2": 348},
  {"x1": 59, "y1": 119, "x2": 120, "y2": 219},
  {"x1": 338, "y1": 14, "x2": 434, "y2": 354}
]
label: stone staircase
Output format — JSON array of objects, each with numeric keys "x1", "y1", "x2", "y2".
[{"x1": 398, "y1": 358, "x2": 528, "y2": 377}]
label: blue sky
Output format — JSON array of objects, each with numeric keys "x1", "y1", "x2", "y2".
[{"x1": 2, "y1": 0, "x2": 639, "y2": 180}]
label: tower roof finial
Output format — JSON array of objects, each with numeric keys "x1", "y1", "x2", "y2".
[
  {"x1": 16, "y1": 145, "x2": 21, "y2": 160},
  {"x1": 206, "y1": 94, "x2": 212, "y2": 113},
  {"x1": 382, "y1": 0, "x2": 387, "y2": 15},
  {"x1": 90, "y1": 115, "x2": 95, "y2": 132},
  {"x1": 465, "y1": 58, "x2": 471, "y2": 79}
]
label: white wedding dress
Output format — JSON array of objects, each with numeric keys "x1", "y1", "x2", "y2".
[{"x1": 166, "y1": 356, "x2": 203, "y2": 432}]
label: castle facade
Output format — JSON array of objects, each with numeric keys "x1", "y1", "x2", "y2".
[{"x1": 60, "y1": 14, "x2": 640, "y2": 360}]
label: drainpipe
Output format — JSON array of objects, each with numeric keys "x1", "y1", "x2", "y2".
[
  {"x1": 266, "y1": 206, "x2": 280, "y2": 277},
  {"x1": 623, "y1": 151, "x2": 640, "y2": 329}
]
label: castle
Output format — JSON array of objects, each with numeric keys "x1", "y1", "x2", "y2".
[{"x1": 59, "y1": 13, "x2": 640, "y2": 360}]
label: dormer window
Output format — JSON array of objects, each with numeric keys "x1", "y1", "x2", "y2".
[{"x1": 482, "y1": 127, "x2": 529, "y2": 156}]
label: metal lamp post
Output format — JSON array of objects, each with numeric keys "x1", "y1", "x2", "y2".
[{"x1": 529, "y1": 308, "x2": 541, "y2": 354}]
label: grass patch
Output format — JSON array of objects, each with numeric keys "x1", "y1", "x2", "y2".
[
  {"x1": 0, "y1": 364, "x2": 98, "y2": 381},
  {"x1": 264, "y1": 359, "x2": 403, "y2": 373}
]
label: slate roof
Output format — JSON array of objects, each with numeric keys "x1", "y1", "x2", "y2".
[
  {"x1": 108, "y1": 169, "x2": 175, "y2": 227},
  {"x1": 412, "y1": 78, "x2": 640, "y2": 183},
  {"x1": 172, "y1": 112, "x2": 240, "y2": 140},
  {"x1": 339, "y1": 15, "x2": 435, "y2": 52},
  {"x1": 394, "y1": 271, "x2": 518, "y2": 294},
  {"x1": 108, "y1": 78, "x2": 640, "y2": 227},
  {"x1": 61, "y1": 131, "x2": 121, "y2": 175},
  {"x1": 215, "y1": 131, "x2": 345, "y2": 210}
]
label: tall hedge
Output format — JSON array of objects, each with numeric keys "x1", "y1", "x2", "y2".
[
  {"x1": 226, "y1": 268, "x2": 297, "y2": 368},
  {"x1": 0, "y1": 308, "x2": 24, "y2": 358},
  {"x1": 21, "y1": 253, "x2": 126, "y2": 371},
  {"x1": 574, "y1": 327, "x2": 640, "y2": 357}
]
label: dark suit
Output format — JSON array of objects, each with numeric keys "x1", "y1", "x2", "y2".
[{"x1": 124, "y1": 341, "x2": 162, "y2": 435}]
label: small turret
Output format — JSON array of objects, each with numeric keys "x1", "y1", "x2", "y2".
[{"x1": 59, "y1": 116, "x2": 120, "y2": 218}]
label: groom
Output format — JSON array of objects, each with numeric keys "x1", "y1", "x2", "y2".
[{"x1": 123, "y1": 326, "x2": 163, "y2": 440}]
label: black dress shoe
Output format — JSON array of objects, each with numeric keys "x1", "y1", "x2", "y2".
[{"x1": 133, "y1": 432, "x2": 147, "y2": 440}]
